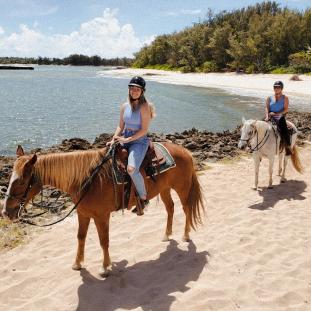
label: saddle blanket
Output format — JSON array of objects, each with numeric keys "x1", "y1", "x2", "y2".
[{"x1": 112, "y1": 142, "x2": 176, "y2": 185}]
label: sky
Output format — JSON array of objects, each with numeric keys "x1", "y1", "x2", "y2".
[{"x1": 0, "y1": 0, "x2": 310, "y2": 58}]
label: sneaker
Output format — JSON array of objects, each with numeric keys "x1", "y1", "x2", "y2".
[{"x1": 132, "y1": 199, "x2": 149, "y2": 214}]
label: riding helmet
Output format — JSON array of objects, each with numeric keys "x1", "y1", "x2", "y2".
[
  {"x1": 128, "y1": 76, "x2": 146, "y2": 90},
  {"x1": 273, "y1": 81, "x2": 284, "y2": 89}
]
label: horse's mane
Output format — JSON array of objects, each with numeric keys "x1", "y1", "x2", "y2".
[{"x1": 16, "y1": 149, "x2": 112, "y2": 192}]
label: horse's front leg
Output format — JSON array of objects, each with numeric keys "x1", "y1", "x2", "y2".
[
  {"x1": 94, "y1": 213, "x2": 111, "y2": 277},
  {"x1": 253, "y1": 154, "x2": 260, "y2": 190},
  {"x1": 72, "y1": 212, "x2": 90, "y2": 270},
  {"x1": 268, "y1": 156, "x2": 275, "y2": 189}
]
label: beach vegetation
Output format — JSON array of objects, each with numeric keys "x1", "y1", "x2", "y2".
[
  {"x1": 0, "y1": 218, "x2": 29, "y2": 251},
  {"x1": 0, "y1": 55, "x2": 134, "y2": 67},
  {"x1": 270, "y1": 67, "x2": 295, "y2": 74},
  {"x1": 133, "y1": 2, "x2": 311, "y2": 74}
]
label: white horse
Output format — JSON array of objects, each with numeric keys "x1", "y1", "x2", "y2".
[{"x1": 238, "y1": 119, "x2": 303, "y2": 190}]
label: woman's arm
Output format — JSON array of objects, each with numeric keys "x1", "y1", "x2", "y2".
[
  {"x1": 107, "y1": 104, "x2": 125, "y2": 145},
  {"x1": 265, "y1": 97, "x2": 270, "y2": 121},
  {"x1": 283, "y1": 96, "x2": 289, "y2": 115}
]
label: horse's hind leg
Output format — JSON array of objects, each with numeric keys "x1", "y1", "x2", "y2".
[
  {"x1": 278, "y1": 152, "x2": 283, "y2": 176},
  {"x1": 94, "y1": 213, "x2": 111, "y2": 277},
  {"x1": 281, "y1": 153, "x2": 289, "y2": 183},
  {"x1": 72, "y1": 212, "x2": 90, "y2": 270},
  {"x1": 173, "y1": 187, "x2": 191, "y2": 242},
  {"x1": 160, "y1": 189, "x2": 174, "y2": 242}
]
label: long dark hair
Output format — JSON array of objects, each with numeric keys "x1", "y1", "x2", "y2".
[{"x1": 128, "y1": 92, "x2": 156, "y2": 119}]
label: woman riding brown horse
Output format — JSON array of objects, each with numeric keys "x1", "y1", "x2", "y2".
[{"x1": 2, "y1": 143, "x2": 205, "y2": 276}]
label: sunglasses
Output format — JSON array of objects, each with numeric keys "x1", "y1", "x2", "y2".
[{"x1": 274, "y1": 86, "x2": 282, "y2": 89}]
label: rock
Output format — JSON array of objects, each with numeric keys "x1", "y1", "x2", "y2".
[{"x1": 290, "y1": 74, "x2": 302, "y2": 81}]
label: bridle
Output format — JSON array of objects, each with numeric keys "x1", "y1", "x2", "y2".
[
  {"x1": 4, "y1": 174, "x2": 41, "y2": 219},
  {"x1": 239, "y1": 122, "x2": 270, "y2": 152}
]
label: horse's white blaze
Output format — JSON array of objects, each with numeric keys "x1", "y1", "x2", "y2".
[{"x1": 3, "y1": 170, "x2": 19, "y2": 208}]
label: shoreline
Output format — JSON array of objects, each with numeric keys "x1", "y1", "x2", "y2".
[{"x1": 99, "y1": 68, "x2": 311, "y2": 99}]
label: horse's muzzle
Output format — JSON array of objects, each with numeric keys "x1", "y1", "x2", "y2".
[
  {"x1": 238, "y1": 141, "x2": 246, "y2": 150},
  {"x1": 2, "y1": 206, "x2": 19, "y2": 220}
]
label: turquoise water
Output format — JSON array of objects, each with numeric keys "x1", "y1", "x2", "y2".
[{"x1": 0, "y1": 66, "x2": 268, "y2": 155}]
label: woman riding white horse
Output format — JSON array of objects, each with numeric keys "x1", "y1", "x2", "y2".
[{"x1": 238, "y1": 118, "x2": 303, "y2": 190}]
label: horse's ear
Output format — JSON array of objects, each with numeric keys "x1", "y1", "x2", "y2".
[
  {"x1": 16, "y1": 145, "x2": 24, "y2": 157},
  {"x1": 242, "y1": 117, "x2": 246, "y2": 124},
  {"x1": 27, "y1": 154, "x2": 37, "y2": 166},
  {"x1": 23, "y1": 154, "x2": 37, "y2": 177}
]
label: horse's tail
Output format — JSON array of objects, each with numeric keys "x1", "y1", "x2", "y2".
[
  {"x1": 291, "y1": 145, "x2": 304, "y2": 174},
  {"x1": 187, "y1": 159, "x2": 205, "y2": 230}
]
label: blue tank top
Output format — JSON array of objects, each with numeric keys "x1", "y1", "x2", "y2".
[
  {"x1": 123, "y1": 103, "x2": 141, "y2": 130},
  {"x1": 269, "y1": 95, "x2": 285, "y2": 113}
]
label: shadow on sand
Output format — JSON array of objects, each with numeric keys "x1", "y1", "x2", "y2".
[
  {"x1": 76, "y1": 240, "x2": 209, "y2": 311},
  {"x1": 248, "y1": 179, "x2": 307, "y2": 210}
]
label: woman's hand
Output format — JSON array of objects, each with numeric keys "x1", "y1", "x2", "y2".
[
  {"x1": 106, "y1": 139, "x2": 115, "y2": 146},
  {"x1": 114, "y1": 136, "x2": 131, "y2": 144},
  {"x1": 269, "y1": 112, "x2": 275, "y2": 117}
]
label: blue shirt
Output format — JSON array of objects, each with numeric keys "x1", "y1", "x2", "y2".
[
  {"x1": 123, "y1": 103, "x2": 141, "y2": 130},
  {"x1": 269, "y1": 95, "x2": 285, "y2": 113}
]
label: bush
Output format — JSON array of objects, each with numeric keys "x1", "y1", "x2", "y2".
[
  {"x1": 246, "y1": 64, "x2": 256, "y2": 74},
  {"x1": 201, "y1": 61, "x2": 219, "y2": 73},
  {"x1": 288, "y1": 51, "x2": 311, "y2": 73},
  {"x1": 270, "y1": 67, "x2": 295, "y2": 74}
]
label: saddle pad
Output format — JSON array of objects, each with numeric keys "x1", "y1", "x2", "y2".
[{"x1": 112, "y1": 142, "x2": 176, "y2": 185}]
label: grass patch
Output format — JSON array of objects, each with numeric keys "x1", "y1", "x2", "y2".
[{"x1": 0, "y1": 217, "x2": 29, "y2": 251}]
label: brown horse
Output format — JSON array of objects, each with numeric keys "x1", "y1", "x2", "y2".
[{"x1": 2, "y1": 143, "x2": 205, "y2": 276}]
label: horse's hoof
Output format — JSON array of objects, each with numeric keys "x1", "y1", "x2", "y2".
[
  {"x1": 182, "y1": 235, "x2": 190, "y2": 242},
  {"x1": 281, "y1": 178, "x2": 286, "y2": 183},
  {"x1": 268, "y1": 185, "x2": 273, "y2": 189},
  {"x1": 162, "y1": 234, "x2": 170, "y2": 242},
  {"x1": 72, "y1": 263, "x2": 82, "y2": 270},
  {"x1": 99, "y1": 266, "x2": 111, "y2": 277}
]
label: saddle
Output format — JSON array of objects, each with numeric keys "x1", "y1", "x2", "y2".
[{"x1": 111, "y1": 141, "x2": 175, "y2": 213}]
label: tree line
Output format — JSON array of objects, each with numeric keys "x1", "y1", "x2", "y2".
[
  {"x1": 0, "y1": 54, "x2": 133, "y2": 67},
  {"x1": 133, "y1": 1, "x2": 311, "y2": 73}
]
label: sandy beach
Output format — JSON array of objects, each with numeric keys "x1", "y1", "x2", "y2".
[
  {"x1": 0, "y1": 144, "x2": 310, "y2": 311},
  {"x1": 100, "y1": 68, "x2": 311, "y2": 99}
]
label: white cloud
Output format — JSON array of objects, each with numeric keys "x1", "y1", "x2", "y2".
[
  {"x1": 0, "y1": 26, "x2": 4, "y2": 35},
  {"x1": 0, "y1": 9, "x2": 153, "y2": 58},
  {"x1": 181, "y1": 9, "x2": 202, "y2": 15},
  {"x1": 165, "y1": 9, "x2": 202, "y2": 16}
]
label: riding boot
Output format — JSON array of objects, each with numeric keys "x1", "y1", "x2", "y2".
[
  {"x1": 132, "y1": 199, "x2": 150, "y2": 215},
  {"x1": 278, "y1": 116, "x2": 292, "y2": 156},
  {"x1": 285, "y1": 146, "x2": 292, "y2": 156}
]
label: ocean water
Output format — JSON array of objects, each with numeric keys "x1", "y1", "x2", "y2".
[{"x1": 0, "y1": 66, "x2": 306, "y2": 156}]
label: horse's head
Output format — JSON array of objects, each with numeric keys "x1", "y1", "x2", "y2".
[
  {"x1": 238, "y1": 118, "x2": 256, "y2": 150},
  {"x1": 2, "y1": 146, "x2": 41, "y2": 221}
]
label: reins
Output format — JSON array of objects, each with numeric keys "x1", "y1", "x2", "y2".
[{"x1": 18, "y1": 144, "x2": 116, "y2": 227}]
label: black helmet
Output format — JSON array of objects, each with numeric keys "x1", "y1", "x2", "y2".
[
  {"x1": 273, "y1": 81, "x2": 284, "y2": 89},
  {"x1": 128, "y1": 76, "x2": 146, "y2": 90}
]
